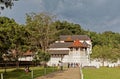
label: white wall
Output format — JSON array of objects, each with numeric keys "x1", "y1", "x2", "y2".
[
  {"x1": 47, "y1": 57, "x2": 62, "y2": 66},
  {"x1": 90, "y1": 60, "x2": 120, "y2": 68},
  {"x1": 19, "y1": 56, "x2": 33, "y2": 61},
  {"x1": 49, "y1": 48, "x2": 69, "y2": 50}
]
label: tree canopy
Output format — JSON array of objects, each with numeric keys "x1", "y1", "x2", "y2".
[
  {"x1": 0, "y1": 17, "x2": 30, "y2": 62},
  {"x1": 25, "y1": 12, "x2": 56, "y2": 51}
]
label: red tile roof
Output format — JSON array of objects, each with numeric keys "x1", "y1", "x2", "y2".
[
  {"x1": 23, "y1": 50, "x2": 33, "y2": 56},
  {"x1": 69, "y1": 39, "x2": 87, "y2": 48}
]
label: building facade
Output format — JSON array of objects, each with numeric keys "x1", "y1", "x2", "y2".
[
  {"x1": 18, "y1": 50, "x2": 33, "y2": 61},
  {"x1": 47, "y1": 35, "x2": 92, "y2": 67}
]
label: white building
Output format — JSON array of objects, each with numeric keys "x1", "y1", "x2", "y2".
[
  {"x1": 47, "y1": 35, "x2": 92, "y2": 67},
  {"x1": 18, "y1": 50, "x2": 33, "y2": 61}
]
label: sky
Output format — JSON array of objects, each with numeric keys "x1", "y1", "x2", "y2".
[{"x1": 1, "y1": 0, "x2": 120, "y2": 33}]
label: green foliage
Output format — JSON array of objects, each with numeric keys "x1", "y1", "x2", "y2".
[
  {"x1": 33, "y1": 50, "x2": 50, "y2": 63},
  {"x1": 25, "y1": 12, "x2": 56, "y2": 51},
  {"x1": 90, "y1": 31, "x2": 120, "y2": 48},
  {"x1": 0, "y1": 17, "x2": 30, "y2": 61},
  {"x1": 54, "y1": 20, "x2": 86, "y2": 36},
  {"x1": 90, "y1": 30, "x2": 120, "y2": 63},
  {"x1": 0, "y1": 17, "x2": 17, "y2": 53},
  {"x1": 91, "y1": 45, "x2": 120, "y2": 65}
]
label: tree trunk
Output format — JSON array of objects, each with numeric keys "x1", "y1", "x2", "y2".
[
  {"x1": 16, "y1": 61, "x2": 19, "y2": 69},
  {"x1": 4, "y1": 62, "x2": 7, "y2": 73},
  {"x1": 102, "y1": 59, "x2": 105, "y2": 66}
]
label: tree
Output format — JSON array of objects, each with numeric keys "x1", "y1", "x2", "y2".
[
  {"x1": 33, "y1": 50, "x2": 50, "y2": 66},
  {"x1": 110, "y1": 47, "x2": 120, "y2": 62},
  {"x1": 0, "y1": 17, "x2": 18, "y2": 54},
  {"x1": 91, "y1": 45, "x2": 120, "y2": 66},
  {"x1": 0, "y1": 0, "x2": 19, "y2": 13},
  {"x1": 0, "y1": 17, "x2": 30, "y2": 69},
  {"x1": 54, "y1": 20, "x2": 86, "y2": 36},
  {"x1": 25, "y1": 12, "x2": 56, "y2": 51},
  {"x1": 8, "y1": 25, "x2": 30, "y2": 68}
]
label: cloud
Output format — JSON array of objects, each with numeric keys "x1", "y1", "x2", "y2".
[
  {"x1": 1, "y1": 0, "x2": 44, "y2": 24},
  {"x1": 1, "y1": 0, "x2": 120, "y2": 32}
]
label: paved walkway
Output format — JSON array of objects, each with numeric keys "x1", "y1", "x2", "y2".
[{"x1": 35, "y1": 68, "x2": 81, "y2": 79}]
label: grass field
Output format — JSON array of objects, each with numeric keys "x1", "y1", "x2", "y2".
[
  {"x1": 0, "y1": 66, "x2": 58, "y2": 79},
  {"x1": 82, "y1": 67, "x2": 120, "y2": 79}
]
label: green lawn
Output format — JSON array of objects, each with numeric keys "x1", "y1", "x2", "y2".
[
  {"x1": 0, "y1": 67, "x2": 58, "y2": 79},
  {"x1": 82, "y1": 67, "x2": 120, "y2": 79}
]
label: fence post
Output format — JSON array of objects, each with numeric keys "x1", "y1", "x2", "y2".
[
  {"x1": 44, "y1": 68, "x2": 46, "y2": 75},
  {"x1": 80, "y1": 66, "x2": 84, "y2": 79},
  {"x1": 31, "y1": 70, "x2": 33, "y2": 79},
  {"x1": 1, "y1": 73, "x2": 3, "y2": 79},
  {"x1": 53, "y1": 66, "x2": 55, "y2": 72}
]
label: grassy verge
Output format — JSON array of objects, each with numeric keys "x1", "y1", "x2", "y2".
[
  {"x1": 82, "y1": 67, "x2": 120, "y2": 79},
  {"x1": 0, "y1": 66, "x2": 58, "y2": 79}
]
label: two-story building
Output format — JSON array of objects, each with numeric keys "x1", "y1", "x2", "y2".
[{"x1": 47, "y1": 35, "x2": 92, "y2": 67}]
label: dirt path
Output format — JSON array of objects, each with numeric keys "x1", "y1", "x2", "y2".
[{"x1": 35, "y1": 68, "x2": 80, "y2": 79}]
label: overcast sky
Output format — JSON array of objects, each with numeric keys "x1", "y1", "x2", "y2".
[{"x1": 1, "y1": 0, "x2": 120, "y2": 33}]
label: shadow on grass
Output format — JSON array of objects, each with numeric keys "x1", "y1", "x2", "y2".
[
  {"x1": 3, "y1": 69, "x2": 31, "y2": 79},
  {"x1": 2, "y1": 67, "x2": 58, "y2": 79}
]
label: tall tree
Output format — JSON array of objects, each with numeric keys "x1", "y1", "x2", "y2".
[
  {"x1": 25, "y1": 12, "x2": 56, "y2": 51},
  {"x1": 0, "y1": 17, "x2": 30, "y2": 69},
  {"x1": 9, "y1": 25, "x2": 30, "y2": 61},
  {"x1": 0, "y1": 17, "x2": 17, "y2": 54}
]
